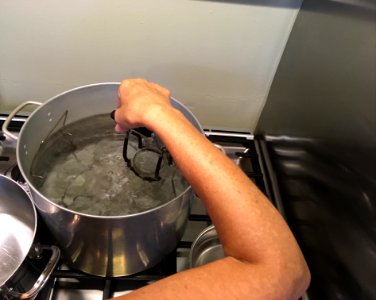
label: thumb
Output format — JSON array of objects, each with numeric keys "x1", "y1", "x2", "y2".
[{"x1": 115, "y1": 123, "x2": 128, "y2": 133}]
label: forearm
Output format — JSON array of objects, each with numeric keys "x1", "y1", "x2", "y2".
[
  {"x1": 115, "y1": 257, "x2": 302, "y2": 300},
  {"x1": 146, "y1": 105, "x2": 302, "y2": 264}
]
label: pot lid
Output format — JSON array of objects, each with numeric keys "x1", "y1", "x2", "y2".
[{"x1": 0, "y1": 175, "x2": 37, "y2": 286}]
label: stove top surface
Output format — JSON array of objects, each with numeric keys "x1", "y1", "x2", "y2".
[{"x1": 0, "y1": 115, "x2": 270, "y2": 299}]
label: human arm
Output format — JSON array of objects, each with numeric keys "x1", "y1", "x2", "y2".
[{"x1": 112, "y1": 79, "x2": 310, "y2": 300}]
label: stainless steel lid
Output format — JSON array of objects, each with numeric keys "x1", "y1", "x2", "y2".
[{"x1": 0, "y1": 175, "x2": 37, "y2": 286}]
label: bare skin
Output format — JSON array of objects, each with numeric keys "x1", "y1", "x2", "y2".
[{"x1": 113, "y1": 79, "x2": 310, "y2": 300}]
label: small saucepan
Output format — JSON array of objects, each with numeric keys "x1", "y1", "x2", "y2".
[
  {"x1": 189, "y1": 225, "x2": 224, "y2": 268},
  {"x1": 0, "y1": 175, "x2": 60, "y2": 299}
]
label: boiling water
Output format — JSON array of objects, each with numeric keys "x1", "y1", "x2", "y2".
[{"x1": 30, "y1": 114, "x2": 188, "y2": 216}]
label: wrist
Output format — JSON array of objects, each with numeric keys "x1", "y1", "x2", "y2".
[{"x1": 143, "y1": 103, "x2": 179, "y2": 132}]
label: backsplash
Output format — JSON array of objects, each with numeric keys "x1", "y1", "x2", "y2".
[{"x1": 0, "y1": 0, "x2": 301, "y2": 131}]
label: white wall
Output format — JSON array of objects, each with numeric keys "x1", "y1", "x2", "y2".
[{"x1": 0, "y1": 0, "x2": 301, "y2": 131}]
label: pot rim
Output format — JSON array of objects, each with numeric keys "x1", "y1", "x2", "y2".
[{"x1": 16, "y1": 82, "x2": 202, "y2": 219}]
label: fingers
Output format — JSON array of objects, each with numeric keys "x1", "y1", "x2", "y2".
[
  {"x1": 119, "y1": 79, "x2": 169, "y2": 99},
  {"x1": 114, "y1": 123, "x2": 127, "y2": 133},
  {"x1": 115, "y1": 78, "x2": 171, "y2": 132},
  {"x1": 118, "y1": 79, "x2": 132, "y2": 101},
  {"x1": 148, "y1": 81, "x2": 171, "y2": 97},
  {"x1": 114, "y1": 108, "x2": 130, "y2": 133}
]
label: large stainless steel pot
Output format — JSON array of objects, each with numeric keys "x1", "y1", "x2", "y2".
[
  {"x1": 0, "y1": 175, "x2": 60, "y2": 299},
  {"x1": 2, "y1": 83, "x2": 203, "y2": 277}
]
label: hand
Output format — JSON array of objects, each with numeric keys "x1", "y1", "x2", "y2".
[{"x1": 114, "y1": 79, "x2": 171, "y2": 133}]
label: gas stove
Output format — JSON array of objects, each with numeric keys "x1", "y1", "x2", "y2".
[{"x1": 0, "y1": 114, "x2": 272, "y2": 299}]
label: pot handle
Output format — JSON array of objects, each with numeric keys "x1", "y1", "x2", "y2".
[
  {"x1": 3, "y1": 244, "x2": 60, "y2": 299},
  {"x1": 2, "y1": 101, "x2": 42, "y2": 140}
]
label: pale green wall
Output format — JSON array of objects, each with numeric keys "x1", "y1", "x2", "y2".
[{"x1": 0, "y1": 0, "x2": 301, "y2": 131}]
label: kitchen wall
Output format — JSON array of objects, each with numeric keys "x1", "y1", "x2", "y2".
[{"x1": 0, "y1": 0, "x2": 301, "y2": 131}]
